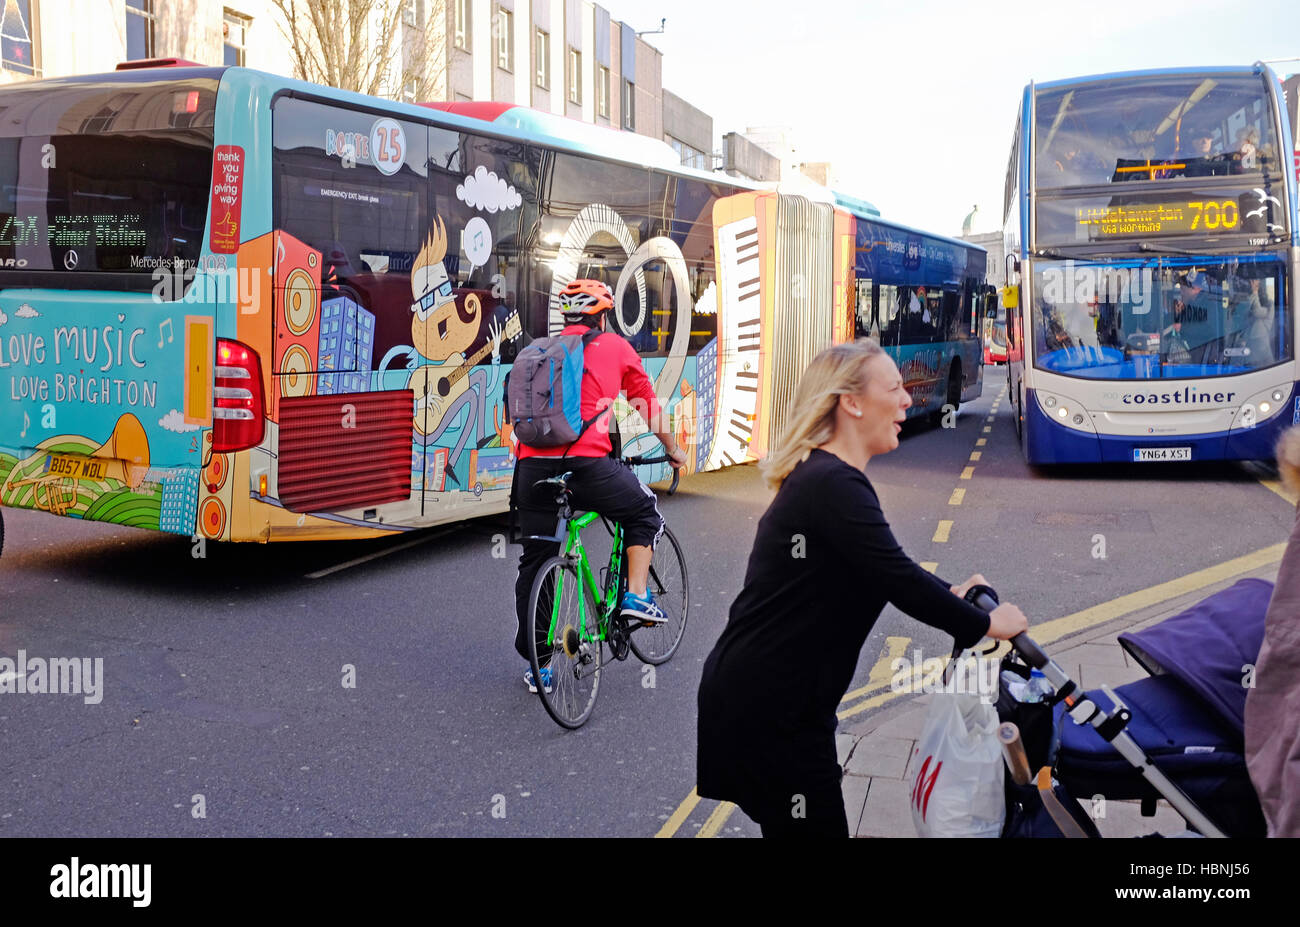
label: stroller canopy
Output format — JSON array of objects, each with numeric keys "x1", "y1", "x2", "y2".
[{"x1": 1118, "y1": 578, "x2": 1272, "y2": 735}]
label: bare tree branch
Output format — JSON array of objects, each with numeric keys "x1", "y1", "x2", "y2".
[{"x1": 272, "y1": 0, "x2": 447, "y2": 101}]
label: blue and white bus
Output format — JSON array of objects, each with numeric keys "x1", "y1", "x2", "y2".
[
  {"x1": 846, "y1": 206, "x2": 987, "y2": 420},
  {"x1": 1002, "y1": 65, "x2": 1298, "y2": 464}
]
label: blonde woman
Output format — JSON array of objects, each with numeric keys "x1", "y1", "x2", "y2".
[{"x1": 696, "y1": 339, "x2": 1029, "y2": 837}]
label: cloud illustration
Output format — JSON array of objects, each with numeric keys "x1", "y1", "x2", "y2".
[
  {"x1": 456, "y1": 165, "x2": 522, "y2": 213},
  {"x1": 158, "y1": 410, "x2": 200, "y2": 433},
  {"x1": 15, "y1": 303, "x2": 38, "y2": 318}
]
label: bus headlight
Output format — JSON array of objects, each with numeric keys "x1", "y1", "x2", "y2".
[
  {"x1": 1231, "y1": 386, "x2": 1292, "y2": 431},
  {"x1": 1035, "y1": 390, "x2": 1094, "y2": 432}
]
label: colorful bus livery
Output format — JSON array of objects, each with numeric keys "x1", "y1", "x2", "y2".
[{"x1": 1, "y1": 65, "x2": 884, "y2": 545}]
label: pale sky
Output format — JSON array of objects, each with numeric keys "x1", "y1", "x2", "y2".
[{"x1": 599, "y1": 0, "x2": 1300, "y2": 237}]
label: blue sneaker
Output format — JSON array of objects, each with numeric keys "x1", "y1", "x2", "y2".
[
  {"x1": 524, "y1": 666, "x2": 553, "y2": 693},
  {"x1": 621, "y1": 590, "x2": 666, "y2": 626}
]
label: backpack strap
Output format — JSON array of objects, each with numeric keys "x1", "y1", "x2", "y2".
[{"x1": 558, "y1": 327, "x2": 607, "y2": 458}]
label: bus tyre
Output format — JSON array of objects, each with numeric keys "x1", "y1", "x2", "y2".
[
  {"x1": 932, "y1": 364, "x2": 961, "y2": 425},
  {"x1": 0, "y1": 508, "x2": 4, "y2": 559}
]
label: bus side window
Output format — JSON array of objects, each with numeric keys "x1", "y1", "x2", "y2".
[
  {"x1": 877, "y1": 284, "x2": 900, "y2": 346},
  {"x1": 855, "y1": 278, "x2": 874, "y2": 338}
]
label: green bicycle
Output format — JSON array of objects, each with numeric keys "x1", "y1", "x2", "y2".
[{"x1": 526, "y1": 454, "x2": 688, "y2": 729}]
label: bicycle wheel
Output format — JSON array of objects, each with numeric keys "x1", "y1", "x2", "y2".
[
  {"x1": 527, "y1": 555, "x2": 602, "y2": 729},
  {"x1": 629, "y1": 526, "x2": 688, "y2": 665}
]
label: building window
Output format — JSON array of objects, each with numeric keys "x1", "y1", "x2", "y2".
[
  {"x1": 535, "y1": 29, "x2": 549, "y2": 88},
  {"x1": 621, "y1": 79, "x2": 635, "y2": 130},
  {"x1": 597, "y1": 65, "x2": 609, "y2": 118},
  {"x1": 496, "y1": 8, "x2": 512, "y2": 71},
  {"x1": 454, "y1": 0, "x2": 469, "y2": 50},
  {"x1": 223, "y1": 9, "x2": 249, "y2": 67},
  {"x1": 126, "y1": 0, "x2": 155, "y2": 60},
  {"x1": 402, "y1": 0, "x2": 417, "y2": 26},
  {"x1": 567, "y1": 48, "x2": 581, "y2": 104},
  {"x1": 402, "y1": 78, "x2": 417, "y2": 102},
  {"x1": 1, "y1": 0, "x2": 35, "y2": 75}
]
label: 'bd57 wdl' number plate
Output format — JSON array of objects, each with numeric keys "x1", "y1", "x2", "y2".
[
  {"x1": 1133, "y1": 447, "x2": 1191, "y2": 462},
  {"x1": 44, "y1": 453, "x2": 109, "y2": 480}
]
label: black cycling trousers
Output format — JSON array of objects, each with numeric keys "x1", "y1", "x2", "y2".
[{"x1": 512, "y1": 455, "x2": 664, "y2": 663}]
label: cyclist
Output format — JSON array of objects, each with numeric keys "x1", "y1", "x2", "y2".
[{"x1": 512, "y1": 279, "x2": 686, "y2": 691}]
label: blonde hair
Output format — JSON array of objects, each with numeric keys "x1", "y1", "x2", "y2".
[{"x1": 758, "y1": 339, "x2": 886, "y2": 492}]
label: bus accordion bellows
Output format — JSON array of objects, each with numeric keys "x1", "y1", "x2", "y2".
[
  {"x1": 0, "y1": 64, "x2": 976, "y2": 547},
  {"x1": 1002, "y1": 64, "x2": 1298, "y2": 464}
]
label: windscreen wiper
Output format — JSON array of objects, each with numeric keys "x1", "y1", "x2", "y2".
[
  {"x1": 1136, "y1": 241, "x2": 1202, "y2": 256},
  {"x1": 1032, "y1": 247, "x2": 1072, "y2": 260}
]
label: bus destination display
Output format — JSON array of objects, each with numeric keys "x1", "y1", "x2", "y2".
[{"x1": 1075, "y1": 198, "x2": 1241, "y2": 238}]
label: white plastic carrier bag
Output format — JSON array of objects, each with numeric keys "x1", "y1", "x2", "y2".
[{"x1": 910, "y1": 689, "x2": 1006, "y2": 837}]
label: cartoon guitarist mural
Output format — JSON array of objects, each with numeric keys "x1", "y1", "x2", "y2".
[{"x1": 406, "y1": 217, "x2": 522, "y2": 436}]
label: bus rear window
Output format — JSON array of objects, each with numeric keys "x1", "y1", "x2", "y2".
[{"x1": 0, "y1": 77, "x2": 216, "y2": 278}]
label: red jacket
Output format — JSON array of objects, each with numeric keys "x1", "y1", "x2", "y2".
[{"x1": 517, "y1": 325, "x2": 662, "y2": 459}]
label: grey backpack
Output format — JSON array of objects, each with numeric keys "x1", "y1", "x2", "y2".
[{"x1": 507, "y1": 329, "x2": 602, "y2": 448}]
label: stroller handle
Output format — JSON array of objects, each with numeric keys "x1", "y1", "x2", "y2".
[{"x1": 966, "y1": 586, "x2": 1048, "y2": 670}]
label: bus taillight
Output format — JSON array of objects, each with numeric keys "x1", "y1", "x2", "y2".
[{"x1": 213, "y1": 339, "x2": 265, "y2": 453}]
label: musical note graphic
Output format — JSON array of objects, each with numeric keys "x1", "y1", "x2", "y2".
[
  {"x1": 20, "y1": 411, "x2": 29, "y2": 439},
  {"x1": 158, "y1": 318, "x2": 174, "y2": 348},
  {"x1": 296, "y1": 513, "x2": 306, "y2": 527}
]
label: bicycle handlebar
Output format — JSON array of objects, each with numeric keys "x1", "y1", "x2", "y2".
[{"x1": 624, "y1": 454, "x2": 680, "y2": 495}]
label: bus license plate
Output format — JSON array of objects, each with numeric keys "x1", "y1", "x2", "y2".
[
  {"x1": 44, "y1": 453, "x2": 109, "y2": 480},
  {"x1": 1133, "y1": 447, "x2": 1191, "y2": 462}
]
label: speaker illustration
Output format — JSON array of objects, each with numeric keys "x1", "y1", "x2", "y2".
[
  {"x1": 197, "y1": 430, "x2": 230, "y2": 540},
  {"x1": 272, "y1": 233, "x2": 322, "y2": 417}
]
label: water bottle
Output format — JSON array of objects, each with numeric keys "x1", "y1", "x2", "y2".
[
  {"x1": 1000, "y1": 670, "x2": 1027, "y2": 702},
  {"x1": 1021, "y1": 668, "x2": 1053, "y2": 703}
]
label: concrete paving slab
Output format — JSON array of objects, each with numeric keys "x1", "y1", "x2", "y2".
[
  {"x1": 857, "y1": 777, "x2": 915, "y2": 838},
  {"x1": 844, "y1": 741, "x2": 910, "y2": 779},
  {"x1": 841, "y1": 774, "x2": 870, "y2": 834}
]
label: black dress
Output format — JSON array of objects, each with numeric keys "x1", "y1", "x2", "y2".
[{"x1": 696, "y1": 449, "x2": 991, "y2": 832}]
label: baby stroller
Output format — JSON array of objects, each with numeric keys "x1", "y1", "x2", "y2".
[{"x1": 973, "y1": 578, "x2": 1270, "y2": 838}]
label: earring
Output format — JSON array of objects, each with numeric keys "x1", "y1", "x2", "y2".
[{"x1": 852, "y1": 410, "x2": 863, "y2": 418}]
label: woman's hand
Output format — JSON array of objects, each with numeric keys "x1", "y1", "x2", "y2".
[
  {"x1": 949, "y1": 574, "x2": 989, "y2": 600},
  {"x1": 986, "y1": 603, "x2": 1030, "y2": 640}
]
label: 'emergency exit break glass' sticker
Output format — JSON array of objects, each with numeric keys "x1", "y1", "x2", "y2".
[{"x1": 209, "y1": 145, "x2": 245, "y2": 254}]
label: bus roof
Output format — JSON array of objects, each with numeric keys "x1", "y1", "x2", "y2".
[
  {"x1": 846, "y1": 207, "x2": 987, "y2": 256},
  {"x1": 1031, "y1": 63, "x2": 1272, "y2": 93}
]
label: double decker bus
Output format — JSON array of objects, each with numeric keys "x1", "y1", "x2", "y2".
[
  {"x1": 0, "y1": 64, "x2": 882, "y2": 549},
  {"x1": 845, "y1": 205, "x2": 987, "y2": 420},
  {"x1": 1003, "y1": 65, "x2": 1298, "y2": 464}
]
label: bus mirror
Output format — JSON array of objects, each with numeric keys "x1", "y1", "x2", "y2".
[{"x1": 1001, "y1": 285, "x2": 1019, "y2": 310}]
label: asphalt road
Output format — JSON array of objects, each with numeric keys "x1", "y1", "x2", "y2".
[{"x1": 0, "y1": 375, "x2": 1293, "y2": 837}]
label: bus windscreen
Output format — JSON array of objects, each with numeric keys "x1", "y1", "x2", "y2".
[
  {"x1": 0, "y1": 77, "x2": 216, "y2": 280},
  {"x1": 1035, "y1": 75, "x2": 1283, "y2": 189}
]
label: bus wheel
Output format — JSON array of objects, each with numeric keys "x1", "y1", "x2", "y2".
[
  {"x1": 0, "y1": 508, "x2": 5, "y2": 559},
  {"x1": 931, "y1": 364, "x2": 961, "y2": 425}
]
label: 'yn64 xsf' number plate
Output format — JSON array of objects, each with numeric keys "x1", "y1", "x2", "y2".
[{"x1": 1133, "y1": 447, "x2": 1191, "y2": 462}]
